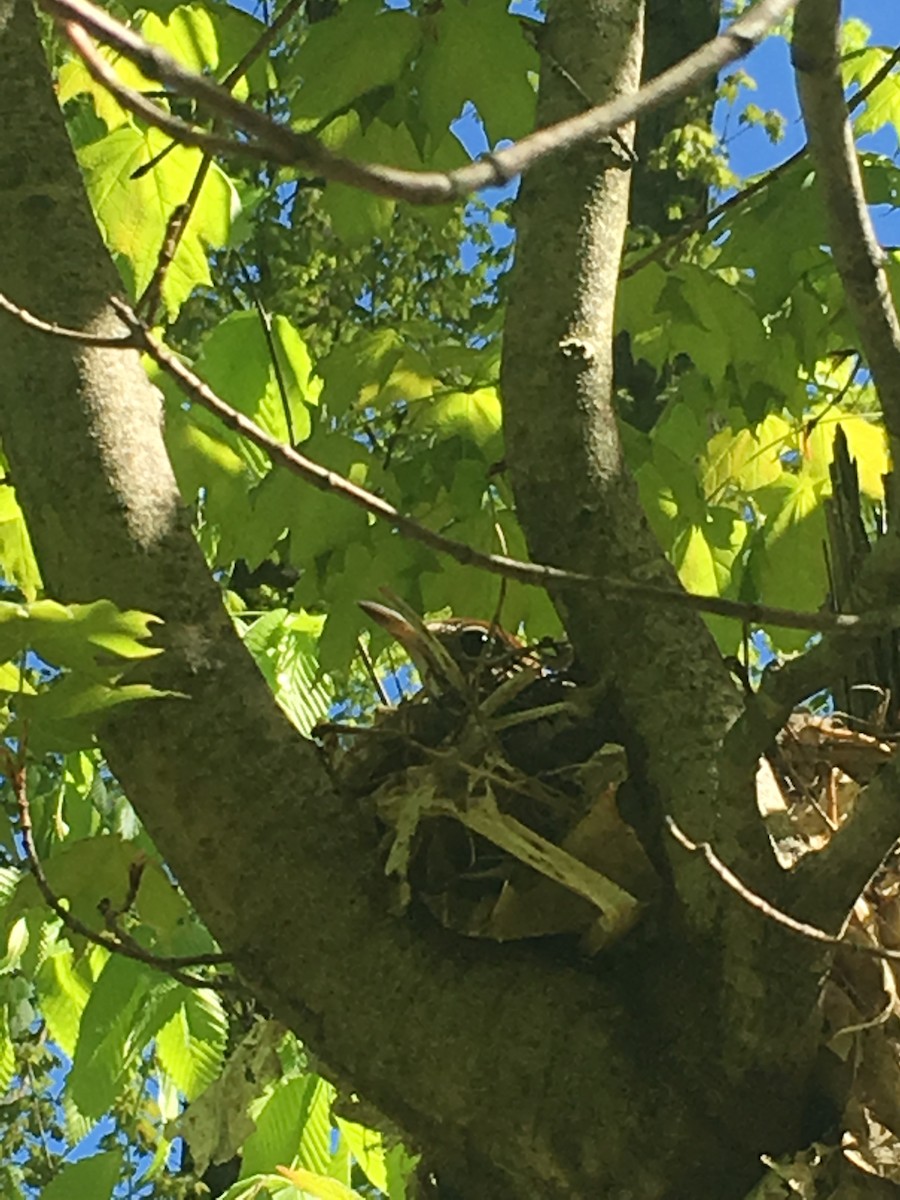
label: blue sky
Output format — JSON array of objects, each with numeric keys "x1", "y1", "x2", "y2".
[{"x1": 722, "y1": 2, "x2": 899, "y2": 240}]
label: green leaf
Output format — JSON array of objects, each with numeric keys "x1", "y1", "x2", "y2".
[
  {"x1": 195, "y1": 311, "x2": 316, "y2": 457},
  {"x1": 69, "y1": 956, "x2": 159, "y2": 1117},
  {"x1": 241, "y1": 1074, "x2": 335, "y2": 1179},
  {"x1": 416, "y1": 387, "x2": 502, "y2": 454},
  {"x1": 141, "y1": 5, "x2": 219, "y2": 74},
  {"x1": 78, "y1": 126, "x2": 235, "y2": 317},
  {"x1": 317, "y1": 329, "x2": 438, "y2": 417},
  {"x1": 384, "y1": 1142, "x2": 419, "y2": 1199},
  {"x1": 58, "y1": 45, "x2": 158, "y2": 132},
  {"x1": 156, "y1": 988, "x2": 228, "y2": 1101},
  {"x1": 0, "y1": 999, "x2": 13, "y2": 1095},
  {"x1": 749, "y1": 475, "x2": 828, "y2": 650},
  {"x1": 671, "y1": 508, "x2": 748, "y2": 651},
  {"x1": 0, "y1": 485, "x2": 41, "y2": 599},
  {"x1": 419, "y1": 0, "x2": 537, "y2": 145},
  {"x1": 702, "y1": 414, "x2": 793, "y2": 499},
  {"x1": 163, "y1": 397, "x2": 255, "y2": 556},
  {"x1": 844, "y1": 45, "x2": 900, "y2": 137},
  {"x1": 336, "y1": 1116, "x2": 386, "y2": 1192},
  {"x1": 286, "y1": 0, "x2": 420, "y2": 121},
  {"x1": 318, "y1": 115, "x2": 423, "y2": 245},
  {"x1": 275, "y1": 1165, "x2": 358, "y2": 1199},
  {"x1": 803, "y1": 412, "x2": 888, "y2": 498},
  {"x1": 36, "y1": 946, "x2": 92, "y2": 1058},
  {"x1": 40, "y1": 1150, "x2": 123, "y2": 1200},
  {"x1": 0, "y1": 599, "x2": 159, "y2": 675},
  {"x1": 714, "y1": 162, "x2": 828, "y2": 313},
  {"x1": 242, "y1": 609, "x2": 334, "y2": 735},
  {"x1": 16, "y1": 676, "x2": 171, "y2": 754}
]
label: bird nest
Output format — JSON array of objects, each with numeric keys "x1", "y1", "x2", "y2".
[{"x1": 325, "y1": 662, "x2": 659, "y2": 954}]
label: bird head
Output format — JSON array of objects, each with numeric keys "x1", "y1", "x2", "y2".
[{"x1": 358, "y1": 600, "x2": 531, "y2": 695}]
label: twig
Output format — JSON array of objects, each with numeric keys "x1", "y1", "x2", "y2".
[
  {"x1": 237, "y1": 254, "x2": 295, "y2": 445},
  {"x1": 0, "y1": 291, "x2": 131, "y2": 346},
  {"x1": 134, "y1": 0, "x2": 305, "y2": 319},
  {"x1": 5, "y1": 287, "x2": 900, "y2": 637},
  {"x1": 44, "y1": 0, "x2": 799, "y2": 204},
  {"x1": 137, "y1": 197, "x2": 205, "y2": 323},
  {"x1": 6, "y1": 748, "x2": 234, "y2": 990},
  {"x1": 667, "y1": 814, "x2": 900, "y2": 964},
  {"x1": 356, "y1": 637, "x2": 390, "y2": 707},
  {"x1": 108, "y1": 297, "x2": 900, "y2": 635}
]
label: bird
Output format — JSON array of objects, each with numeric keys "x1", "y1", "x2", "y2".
[{"x1": 358, "y1": 599, "x2": 537, "y2": 698}]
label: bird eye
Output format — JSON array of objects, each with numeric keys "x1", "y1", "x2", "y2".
[{"x1": 458, "y1": 626, "x2": 491, "y2": 659}]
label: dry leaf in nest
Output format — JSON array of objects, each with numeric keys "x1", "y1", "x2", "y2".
[
  {"x1": 758, "y1": 712, "x2": 896, "y2": 860},
  {"x1": 842, "y1": 1108, "x2": 900, "y2": 1184},
  {"x1": 370, "y1": 731, "x2": 658, "y2": 952}
]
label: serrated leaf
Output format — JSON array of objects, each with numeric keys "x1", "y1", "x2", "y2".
[
  {"x1": 419, "y1": 0, "x2": 537, "y2": 144},
  {"x1": 156, "y1": 988, "x2": 228, "y2": 1100},
  {"x1": 242, "y1": 609, "x2": 334, "y2": 734},
  {"x1": 36, "y1": 946, "x2": 92, "y2": 1058},
  {"x1": 242, "y1": 1074, "x2": 335, "y2": 1179},
  {"x1": 40, "y1": 1150, "x2": 123, "y2": 1200},
  {"x1": 0, "y1": 599, "x2": 159, "y2": 674},
  {"x1": 78, "y1": 126, "x2": 235, "y2": 317},
  {"x1": 0, "y1": 1002, "x2": 13, "y2": 1095},
  {"x1": 70, "y1": 956, "x2": 157, "y2": 1117},
  {"x1": 844, "y1": 46, "x2": 900, "y2": 137},
  {"x1": 287, "y1": 0, "x2": 420, "y2": 121}
]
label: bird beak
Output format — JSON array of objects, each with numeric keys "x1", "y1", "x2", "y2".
[{"x1": 357, "y1": 600, "x2": 420, "y2": 653}]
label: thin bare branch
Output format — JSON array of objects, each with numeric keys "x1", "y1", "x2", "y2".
[
  {"x1": 108, "y1": 296, "x2": 900, "y2": 635},
  {"x1": 7, "y1": 748, "x2": 234, "y2": 989},
  {"x1": 6, "y1": 284, "x2": 898, "y2": 636},
  {"x1": 45, "y1": 0, "x2": 799, "y2": 203},
  {"x1": 667, "y1": 815, "x2": 900, "y2": 964},
  {"x1": 0, "y1": 290, "x2": 131, "y2": 345}
]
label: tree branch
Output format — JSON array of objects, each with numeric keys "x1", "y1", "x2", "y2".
[
  {"x1": 44, "y1": 0, "x2": 798, "y2": 203},
  {"x1": 107, "y1": 295, "x2": 900, "y2": 637},
  {"x1": 7, "y1": 746, "x2": 234, "y2": 989},
  {"x1": 794, "y1": 0, "x2": 900, "y2": 463}
]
